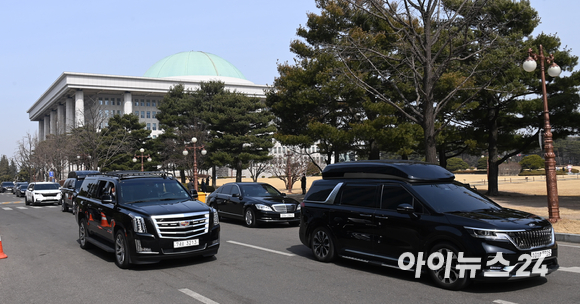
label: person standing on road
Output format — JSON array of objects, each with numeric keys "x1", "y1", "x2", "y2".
[{"x1": 301, "y1": 173, "x2": 307, "y2": 195}]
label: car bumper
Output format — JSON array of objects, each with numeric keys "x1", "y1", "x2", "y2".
[
  {"x1": 129, "y1": 226, "x2": 220, "y2": 264},
  {"x1": 255, "y1": 211, "x2": 301, "y2": 223}
]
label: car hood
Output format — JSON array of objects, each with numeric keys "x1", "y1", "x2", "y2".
[
  {"x1": 445, "y1": 208, "x2": 551, "y2": 230},
  {"x1": 123, "y1": 199, "x2": 210, "y2": 216},
  {"x1": 246, "y1": 196, "x2": 299, "y2": 205}
]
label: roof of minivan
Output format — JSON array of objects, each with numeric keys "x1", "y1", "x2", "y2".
[
  {"x1": 321, "y1": 160, "x2": 455, "y2": 182},
  {"x1": 68, "y1": 170, "x2": 100, "y2": 179}
]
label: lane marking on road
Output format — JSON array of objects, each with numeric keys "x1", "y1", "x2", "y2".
[
  {"x1": 493, "y1": 300, "x2": 518, "y2": 304},
  {"x1": 227, "y1": 240, "x2": 296, "y2": 257},
  {"x1": 46, "y1": 206, "x2": 58, "y2": 208},
  {"x1": 16, "y1": 207, "x2": 27, "y2": 209},
  {"x1": 559, "y1": 244, "x2": 580, "y2": 249},
  {"x1": 179, "y1": 288, "x2": 219, "y2": 304},
  {"x1": 2, "y1": 207, "x2": 12, "y2": 210},
  {"x1": 559, "y1": 267, "x2": 580, "y2": 273},
  {"x1": 32, "y1": 206, "x2": 43, "y2": 209}
]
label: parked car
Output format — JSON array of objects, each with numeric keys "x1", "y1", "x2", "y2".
[
  {"x1": 74, "y1": 171, "x2": 220, "y2": 268},
  {"x1": 13, "y1": 182, "x2": 29, "y2": 197},
  {"x1": 1, "y1": 181, "x2": 14, "y2": 193},
  {"x1": 299, "y1": 160, "x2": 558, "y2": 290},
  {"x1": 25, "y1": 182, "x2": 61, "y2": 205},
  {"x1": 60, "y1": 170, "x2": 100, "y2": 213},
  {"x1": 206, "y1": 182, "x2": 301, "y2": 227}
]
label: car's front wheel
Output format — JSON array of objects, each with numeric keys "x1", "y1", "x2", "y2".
[
  {"x1": 427, "y1": 242, "x2": 471, "y2": 290},
  {"x1": 115, "y1": 230, "x2": 130, "y2": 269},
  {"x1": 24, "y1": 195, "x2": 30, "y2": 205},
  {"x1": 311, "y1": 227, "x2": 335, "y2": 262},
  {"x1": 61, "y1": 200, "x2": 68, "y2": 212},
  {"x1": 244, "y1": 208, "x2": 258, "y2": 228}
]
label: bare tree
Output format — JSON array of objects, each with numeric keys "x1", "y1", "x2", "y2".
[
  {"x1": 13, "y1": 132, "x2": 39, "y2": 182},
  {"x1": 247, "y1": 160, "x2": 269, "y2": 182},
  {"x1": 268, "y1": 150, "x2": 308, "y2": 192}
]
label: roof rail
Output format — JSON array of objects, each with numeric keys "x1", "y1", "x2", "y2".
[{"x1": 100, "y1": 170, "x2": 174, "y2": 179}]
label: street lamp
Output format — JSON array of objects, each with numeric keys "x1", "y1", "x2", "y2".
[
  {"x1": 183, "y1": 137, "x2": 207, "y2": 191},
  {"x1": 523, "y1": 45, "x2": 562, "y2": 223},
  {"x1": 133, "y1": 148, "x2": 152, "y2": 172}
]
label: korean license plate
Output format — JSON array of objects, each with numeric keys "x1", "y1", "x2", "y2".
[
  {"x1": 531, "y1": 249, "x2": 551, "y2": 259},
  {"x1": 174, "y1": 239, "x2": 199, "y2": 248},
  {"x1": 280, "y1": 213, "x2": 294, "y2": 218}
]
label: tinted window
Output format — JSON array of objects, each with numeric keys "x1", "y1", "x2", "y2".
[
  {"x1": 221, "y1": 185, "x2": 233, "y2": 195},
  {"x1": 240, "y1": 184, "x2": 282, "y2": 197},
  {"x1": 411, "y1": 183, "x2": 500, "y2": 213},
  {"x1": 118, "y1": 178, "x2": 190, "y2": 203},
  {"x1": 339, "y1": 184, "x2": 378, "y2": 208},
  {"x1": 230, "y1": 185, "x2": 240, "y2": 196},
  {"x1": 381, "y1": 184, "x2": 414, "y2": 210},
  {"x1": 33, "y1": 183, "x2": 60, "y2": 190},
  {"x1": 305, "y1": 181, "x2": 337, "y2": 202},
  {"x1": 78, "y1": 179, "x2": 96, "y2": 197}
]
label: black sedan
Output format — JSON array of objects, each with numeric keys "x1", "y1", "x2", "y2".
[
  {"x1": 13, "y1": 182, "x2": 29, "y2": 197},
  {"x1": 206, "y1": 182, "x2": 300, "y2": 227}
]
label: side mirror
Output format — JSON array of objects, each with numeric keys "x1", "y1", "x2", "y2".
[
  {"x1": 101, "y1": 194, "x2": 114, "y2": 204},
  {"x1": 281, "y1": 193, "x2": 286, "y2": 197},
  {"x1": 396, "y1": 203, "x2": 415, "y2": 214},
  {"x1": 232, "y1": 193, "x2": 240, "y2": 198},
  {"x1": 190, "y1": 189, "x2": 199, "y2": 199}
]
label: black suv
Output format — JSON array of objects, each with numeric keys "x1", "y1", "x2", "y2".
[
  {"x1": 74, "y1": 171, "x2": 220, "y2": 268},
  {"x1": 60, "y1": 170, "x2": 100, "y2": 213},
  {"x1": 299, "y1": 160, "x2": 558, "y2": 290},
  {"x1": 1, "y1": 181, "x2": 14, "y2": 193}
]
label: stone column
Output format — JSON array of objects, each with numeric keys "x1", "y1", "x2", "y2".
[
  {"x1": 58, "y1": 105, "x2": 66, "y2": 134},
  {"x1": 39, "y1": 120, "x2": 45, "y2": 141},
  {"x1": 50, "y1": 110, "x2": 57, "y2": 135},
  {"x1": 75, "y1": 89, "x2": 84, "y2": 127},
  {"x1": 124, "y1": 91, "x2": 133, "y2": 115},
  {"x1": 66, "y1": 97, "x2": 74, "y2": 132},
  {"x1": 43, "y1": 116, "x2": 50, "y2": 140}
]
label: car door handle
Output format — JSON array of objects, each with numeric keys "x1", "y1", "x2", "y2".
[{"x1": 376, "y1": 215, "x2": 388, "y2": 219}]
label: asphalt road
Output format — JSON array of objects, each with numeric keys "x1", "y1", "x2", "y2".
[{"x1": 1, "y1": 192, "x2": 579, "y2": 304}]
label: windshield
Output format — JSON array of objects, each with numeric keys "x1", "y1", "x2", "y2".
[
  {"x1": 2, "y1": 182, "x2": 14, "y2": 187},
  {"x1": 34, "y1": 183, "x2": 60, "y2": 190},
  {"x1": 240, "y1": 184, "x2": 282, "y2": 197},
  {"x1": 411, "y1": 183, "x2": 500, "y2": 213},
  {"x1": 118, "y1": 178, "x2": 191, "y2": 204}
]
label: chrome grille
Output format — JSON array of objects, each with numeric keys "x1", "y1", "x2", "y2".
[
  {"x1": 151, "y1": 212, "x2": 209, "y2": 239},
  {"x1": 505, "y1": 227, "x2": 553, "y2": 250},
  {"x1": 271, "y1": 204, "x2": 297, "y2": 213}
]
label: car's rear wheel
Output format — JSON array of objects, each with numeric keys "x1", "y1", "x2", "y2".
[
  {"x1": 79, "y1": 218, "x2": 92, "y2": 249},
  {"x1": 428, "y1": 242, "x2": 471, "y2": 290},
  {"x1": 244, "y1": 208, "x2": 257, "y2": 228},
  {"x1": 115, "y1": 230, "x2": 130, "y2": 269},
  {"x1": 311, "y1": 227, "x2": 335, "y2": 262}
]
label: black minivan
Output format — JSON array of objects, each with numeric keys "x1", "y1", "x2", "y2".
[
  {"x1": 60, "y1": 170, "x2": 100, "y2": 213},
  {"x1": 299, "y1": 160, "x2": 558, "y2": 290}
]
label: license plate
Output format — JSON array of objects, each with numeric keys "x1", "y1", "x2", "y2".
[
  {"x1": 280, "y1": 213, "x2": 294, "y2": 218},
  {"x1": 174, "y1": 239, "x2": 199, "y2": 248},
  {"x1": 531, "y1": 249, "x2": 551, "y2": 259}
]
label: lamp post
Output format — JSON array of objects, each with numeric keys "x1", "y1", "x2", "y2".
[
  {"x1": 183, "y1": 137, "x2": 207, "y2": 191},
  {"x1": 132, "y1": 148, "x2": 152, "y2": 172},
  {"x1": 523, "y1": 45, "x2": 562, "y2": 223}
]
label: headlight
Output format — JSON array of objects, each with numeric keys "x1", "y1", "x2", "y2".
[
  {"x1": 131, "y1": 215, "x2": 147, "y2": 233},
  {"x1": 296, "y1": 204, "x2": 301, "y2": 211},
  {"x1": 464, "y1": 227, "x2": 510, "y2": 241},
  {"x1": 255, "y1": 204, "x2": 273, "y2": 212}
]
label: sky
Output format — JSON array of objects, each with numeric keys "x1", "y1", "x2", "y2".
[{"x1": 0, "y1": 0, "x2": 577, "y2": 159}]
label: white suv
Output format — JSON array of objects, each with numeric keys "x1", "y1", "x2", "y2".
[{"x1": 25, "y1": 182, "x2": 61, "y2": 205}]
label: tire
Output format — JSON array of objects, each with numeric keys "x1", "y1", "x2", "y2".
[
  {"x1": 72, "y1": 202, "x2": 76, "y2": 215},
  {"x1": 79, "y1": 218, "x2": 92, "y2": 249},
  {"x1": 244, "y1": 208, "x2": 258, "y2": 228},
  {"x1": 427, "y1": 242, "x2": 471, "y2": 290},
  {"x1": 61, "y1": 200, "x2": 68, "y2": 212},
  {"x1": 25, "y1": 195, "x2": 30, "y2": 205},
  {"x1": 311, "y1": 227, "x2": 335, "y2": 262},
  {"x1": 114, "y1": 230, "x2": 131, "y2": 269}
]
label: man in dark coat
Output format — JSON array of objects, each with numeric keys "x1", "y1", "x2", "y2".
[{"x1": 301, "y1": 173, "x2": 307, "y2": 195}]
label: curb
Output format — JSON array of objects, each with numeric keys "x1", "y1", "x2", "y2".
[{"x1": 556, "y1": 233, "x2": 580, "y2": 244}]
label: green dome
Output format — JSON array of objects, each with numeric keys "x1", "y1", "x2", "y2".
[{"x1": 143, "y1": 51, "x2": 247, "y2": 80}]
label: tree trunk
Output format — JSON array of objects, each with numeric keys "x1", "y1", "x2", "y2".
[{"x1": 486, "y1": 104, "x2": 500, "y2": 196}]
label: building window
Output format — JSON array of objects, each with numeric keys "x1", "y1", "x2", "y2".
[
  {"x1": 141, "y1": 111, "x2": 145, "y2": 118},
  {"x1": 117, "y1": 98, "x2": 121, "y2": 105},
  {"x1": 147, "y1": 111, "x2": 151, "y2": 118},
  {"x1": 141, "y1": 99, "x2": 144, "y2": 106},
  {"x1": 153, "y1": 123, "x2": 157, "y2": 130},
  {"x1": 152, "y1": 111, "x2": 156, "y2": 118},
  {"x1": 152, "y1": 101, "x2": 156, "y2": 107},
  {"x1": 134, "y1": 100, "x2": 138, "y2": 106},
  {"x1": 134, "y1": 111, "x2": 139, "y2": 116},
  {"x1": 99, "y1": 98, "x2": 103, "y2": 105},
  {"x1": 146, "y1": 100, "x2": 150, "y2": 107},
  {"x1": 147, "y1": 123, "x2": 151, "y2": 130},
  {"x1": 117, "y1": 110, "x2": 121, "y2": 115}
]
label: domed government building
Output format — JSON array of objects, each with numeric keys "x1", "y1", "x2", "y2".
[{"x1": 27, "y1": 51, "x2": 267, "y2": 139}]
